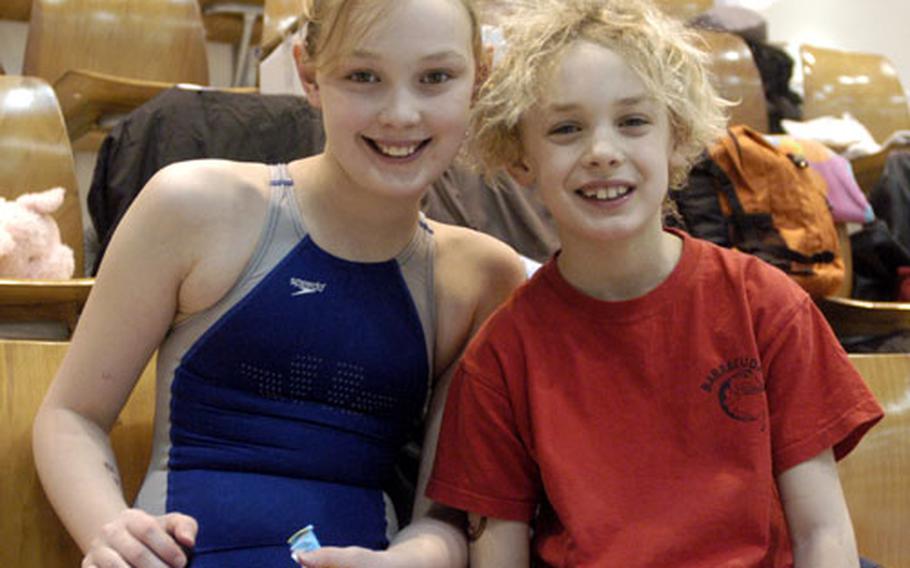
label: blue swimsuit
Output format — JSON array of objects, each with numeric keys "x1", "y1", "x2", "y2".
[{"x1": 134, "y1": 165, "x2": 436, "y2": 566}]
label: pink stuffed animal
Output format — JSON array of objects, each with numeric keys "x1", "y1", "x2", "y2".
[{"x1": 0, "y1": 187, "x2": 75, "y2": 279}]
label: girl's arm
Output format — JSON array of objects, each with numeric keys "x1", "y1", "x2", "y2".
[
  {"x1": 778, "y1": 448, "x2": 860, "y2": 568},
  {"x1": 33, "y1": 162, "x2": 265, "y2": 567}
]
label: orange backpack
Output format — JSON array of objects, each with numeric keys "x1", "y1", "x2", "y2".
[{"x1": 706, "y1": 125, "x2": 844, "y2": 297}]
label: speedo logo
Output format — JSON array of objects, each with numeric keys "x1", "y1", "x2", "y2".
[{"x1": 290, "y1": 277, "x2": 327, "y2": 296}]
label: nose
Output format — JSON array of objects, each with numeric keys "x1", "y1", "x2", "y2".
[
  {"x1": 378, "y1": 86, "x2": 421, "y2": 128},
  {"x1": 584, "y1": 128, "x2": 623, "y2": 169}
]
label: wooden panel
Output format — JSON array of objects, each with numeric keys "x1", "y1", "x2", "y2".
[
  {"x1": 199, "y1": 0, "x2": 263, "y2": 44},
  {"x1": 801, "y1": 44, "x2": 910, "y2": 145},
  {"x1": 0, "y1": 0, "x2": 31, "y2": 21},
  {"x1": 818, "y1": 296, "x2": 910, "y2": 338},
  {"x1": 0, "y1": 76, "x2": 83, "y2": 276},
  {"x1": 850, "y1": 144, "x2": 910, "y2": 196},
  {"x1": 0, "y1": 278, "x2": 92, "y2": 305},
  {"x1": 51, "y1": 71, "x2": 256, "y2": 148},
  {"x1": 0, "y1": 278, "x2": 93, "y2": 334},
  {"x1": 841, "y1": 354, "x2": 910, "y2": 568},
  {"x1": 23, "y1": 0, "x2": 209, "y2": 86},
  {"x1": 0, "y1": 340, "x2": 157, "y2": 567},
  {"x1": 262, "y1": 0, "x2": 304, "y2": 57},
  {"x1": 699, "y1": 30, "x2": 769, "y2": 133},
  {"x1": 653, "y1": 0, "x2": 711, "y2": 21}
]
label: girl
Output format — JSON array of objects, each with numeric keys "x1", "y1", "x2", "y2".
[{"x1": 33, "y1": 0, "x2": 524, "y2": 566}]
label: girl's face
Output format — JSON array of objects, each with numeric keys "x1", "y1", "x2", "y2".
[
  {"x1": 307, "y1": 0, "x2": 476, "y2": 201},
  {"x1": 516, "y1": 40, "x2": 676, "y2": 247}
]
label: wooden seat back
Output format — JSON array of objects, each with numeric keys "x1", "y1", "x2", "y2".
[
  {"x1": 841, "y1": 354, "x2": 910, "y2": 567},
  {"x1": 0, "y1": 339, "x2": 156, "y2": 567},
  {"x1": 0, "y1": 0, "x2": 31, "y2": 21},
  {"x1": 23, "y1": 0, "x2": 209, "y2": 86},
  {"x1": 0, "y1": 75, "x2": 83, "y2": 275},
  {"x1": 653, "y1": 0, "x2": 711, "y2": 21},
  {"x1": 800, "y1": 44, "x2": 910, "y2": 145},
  {"x1": 261, "y1": 0, "x2": 305, "y2": 58},
  {"x1": 699, "y1": 29, "x2": 769, "y2": 133}
]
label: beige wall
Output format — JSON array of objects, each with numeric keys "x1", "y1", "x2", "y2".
[{"x1": 756, "y1": 0, "x2": 910, "y2": 91}]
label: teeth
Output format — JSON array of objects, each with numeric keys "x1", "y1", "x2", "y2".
[
  {"x1": 375, "y1": 142, "x2": 420, "y2": 157},
  {"x1": 582, "y1": 186, "x2": 631, "y2": 200}
]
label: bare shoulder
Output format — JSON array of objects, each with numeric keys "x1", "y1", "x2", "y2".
[
  {"x1": 428, "y1": 220, "x2": 526, "y2": 373},
  {"x1": 135, "y1": 159, "x2": 269, "y2": 227},
  {"x1": 429, "y1": 220, "x2": 526, "y2": 294},
  {"x1": 106, "y1": 159, "x2": 273, "y2": 318}
]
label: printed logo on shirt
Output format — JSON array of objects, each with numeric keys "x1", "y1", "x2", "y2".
[
  {"x1": 290, "y1": 277, "x2": 327, "y2": 296},
  {"x1": 701, "y1": 357, "x2": 766, "y2": 430}
]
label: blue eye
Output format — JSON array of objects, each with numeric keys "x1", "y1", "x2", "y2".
[
  {"x1": 348, "y1": 70, "x2": 379, "y2": 83},
  {"x1": 421, "y1": 70, "x2": 453, "y2": 85},
  {"x1": 620, "y1": 116, "x2": 650, "y2": 129},
  {"x1": 548, "y1": 123, "x2": 580, "y2": 136}
]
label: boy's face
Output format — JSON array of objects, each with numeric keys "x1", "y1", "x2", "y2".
[
  {"x1": 306, "y1": 0, "x2": 476, "y2": 200},
  {"x1": 515, "y1": 40, "x2": 676, "y2": 246}
]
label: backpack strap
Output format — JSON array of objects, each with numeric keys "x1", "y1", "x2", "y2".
[{"x1": 717, "y1": 129, "x2": 835, "y2": 272}]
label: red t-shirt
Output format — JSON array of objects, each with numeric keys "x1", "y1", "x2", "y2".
[{"x1": 427, "y1": 231, "x2": 883, "y2": 567}]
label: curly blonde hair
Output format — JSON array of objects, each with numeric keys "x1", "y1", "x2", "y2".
[
  {"x1": 470, "y1": 0, "x2": 729, "y2": 188},
  {"x1": 299, "y1": 0, "x2": 484, "y2": 72}
]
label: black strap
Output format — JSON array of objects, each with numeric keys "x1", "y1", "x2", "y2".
[{"x1": 716, "y1": 129, "x2": 836, "y2": 273}]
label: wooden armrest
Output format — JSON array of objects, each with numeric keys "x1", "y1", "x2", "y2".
[
  {"x1": 817, "y1": 295, "x2": 910, "y2": 337},
  {"x1": 850, "y1": 143, "x2": 910, "y2": 196},
  {"x1": 52, "y1": 70, "x2": 258, "y2": 148},
  {"x1": 0, "y1": 278, "x2": 93, "y2": 305},
  {"x1": 0, "y1": 278, "x2": 94, "y2": 333}
]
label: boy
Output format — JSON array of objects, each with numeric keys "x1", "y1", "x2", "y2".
[{"x1": 426, "y1": 1, "x2": 883, "y2": 566}]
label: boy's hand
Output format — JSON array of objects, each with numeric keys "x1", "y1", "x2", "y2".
[
  {"x1": 82, "y1": 509, "x2": 197, "y2": 568},
  {"x1": 294, "y1": 546, "x2": 392, "y2": 568}
]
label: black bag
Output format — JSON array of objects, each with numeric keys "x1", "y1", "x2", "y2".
[{"x1": 850, "y1": 219, "x2": 910, "y2": 301}]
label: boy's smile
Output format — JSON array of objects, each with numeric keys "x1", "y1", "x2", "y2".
[{"x1": 517, "y1": 40, "x2": 676, "y2": 246}]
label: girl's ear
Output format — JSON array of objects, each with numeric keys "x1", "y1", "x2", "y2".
[
  {"x1": 507, "y1": 156, "x2": 536, "y2": 187},
  {"x1": 293, "y1": 42, "x2": 321, "y2": 109}
]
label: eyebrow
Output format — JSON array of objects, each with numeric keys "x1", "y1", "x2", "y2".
[
  {"x1": 545, "y1": 94, "x2": 655, "y2": 113},
  {"x1": 348, "y1": 49, "x2": 469, "y2": 64}
]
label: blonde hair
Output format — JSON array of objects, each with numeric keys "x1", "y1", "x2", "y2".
[
  {"x1": 470, "y1": 0, "x2": 729, "y2": 188},
  {"x1": 299, "y1": 0, "x2": 484, "y2": 72}
]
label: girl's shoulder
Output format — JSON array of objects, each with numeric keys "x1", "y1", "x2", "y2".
[
  {"x1": 426, "y1": 220, "x2": 527, "y2": 374},
  {"x1": 140, "y1": 159, "x2": 271, "y2": 216},
  {"x1": 122, "y1": 159, "x2": 276, "y2": 319},
  {"x1": 428, "y1": 220, "x2": 526, "y2": 287}
]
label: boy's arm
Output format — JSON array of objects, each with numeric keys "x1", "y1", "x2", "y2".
[
  {"x1": 777, "y1": 448, "x2": 860, "y2": 568},
  {"x1": 469, "y1": 514, "x2": 530, "y2": 567}
]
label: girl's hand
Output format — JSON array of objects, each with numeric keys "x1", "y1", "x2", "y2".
[
  {"x1": 82, "y1": 509, "x2": 197, "y2": 568},
  {"x1": 294, "y1": 546, "x2": 393, "y2": 568}
]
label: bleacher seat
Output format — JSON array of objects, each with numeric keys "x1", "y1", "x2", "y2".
[
  {"x1": 0, "y1": 339, "x2": 156, "y2": 567},
  {"x1": 261, "y1": 0, "x2": 305, "y2": 60},
  {"x1": 699, "y1": 29, "x2": 770, "y2": 133},
  {"x1": 800, "y1": 44, "x2": 910, "y2": 194},
  {"x1": 22, "y1": 0, "x2": 211, "y2": 148},
  {"x1": 653, "y1": 0, "x2": 711, "y2": 21},
  {"x1": 841, "y1": 353, "x2": 910, "y2": 568},
  {"x1": 199, "y1": 0, "x2": 264, "y2": 86},
  {"x1": 0, "y1": 0, "x2": 31, "y2": 21},
  {"x1": 0, "y1": 75, "x2": 93, "y2": 335}
]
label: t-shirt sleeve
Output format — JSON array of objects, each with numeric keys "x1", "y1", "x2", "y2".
[
  {"x1": 761, "y1": 294, "x2": 884, "y2": 475},
  {"x1": 426, "y1": 335, "x2": 541, "y2": 521}
]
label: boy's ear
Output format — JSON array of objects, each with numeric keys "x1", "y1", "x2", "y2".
[
  {"x1": 293, "y1": 42, "x2": 321, "y2": 109},
  {"x1": 506, "y1": 157, "x2": 536, "y2": 188}
]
